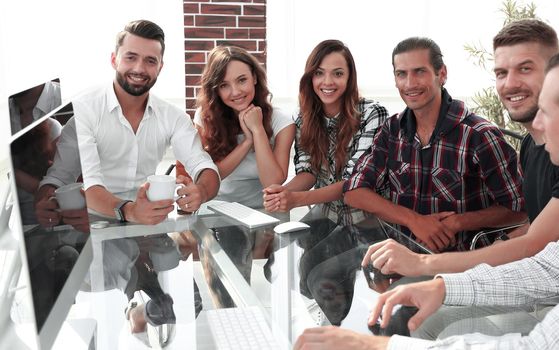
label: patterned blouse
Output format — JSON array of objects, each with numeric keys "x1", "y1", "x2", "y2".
[{"x1": 293, "y1": 98, "x2": 388, "y2": 225}]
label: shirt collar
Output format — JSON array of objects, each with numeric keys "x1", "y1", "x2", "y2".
[
  {"x1": 399, "y1": 88, "x2": 459, "y2": 143},
  {"x1": 107, "y1": 83, "x2": 155, "y2": 117},
  {"x1": 34, "y1": 83, "x2": 57, "y2": 115},
  {"x1": 324, "y1": 113, "x2": 340, "y2": 128}
]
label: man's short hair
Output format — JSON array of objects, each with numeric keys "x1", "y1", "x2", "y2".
[
  {"x1": 392, "y1": 37, "x2": 444, "y2": 72},
  {"x1": 115, "y1": 19, "x2": 165, "y2": 55},
  {"x1": 493, "y1": 19, "x2": 558, "y2": 52},
  {"x1": 546, "y1": 53, "x2": 559, "y2": 73}
]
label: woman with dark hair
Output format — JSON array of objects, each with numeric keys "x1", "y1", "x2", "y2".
[
  {"x1": 177, "y1": 46, "x2": 295, "y2": 208},
  {"x1": 263, "y1": 39, "x2": 388, "y2": 224}
]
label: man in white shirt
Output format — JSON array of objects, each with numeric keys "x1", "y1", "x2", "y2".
[
  {"x1": 36, "y1": 20, "x2": 219, "y2": 225},
  {"x1": 293, "y1": 52, "x2": 559, "y2": 350}
]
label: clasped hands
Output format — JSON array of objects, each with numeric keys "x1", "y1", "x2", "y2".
[
  {"x1": 408, "y1": 211, "x2": 460, "y2": 252},
  {"x1": 238, "y1": 104, "x2": 265, "y2": 144},
  {"x1": 262, "y1": 184, "x2": 296, "y2": 212}
]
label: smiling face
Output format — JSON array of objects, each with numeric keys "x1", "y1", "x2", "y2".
[
  {"x1": 534, "y1": 67, "x2": 559, "y2": 165},
  {"x1": 393, "y1": 49, "x2": 446, "y2": 115},
  {"x1": 311, "y1": 51, "x2": 349, "y2": 117},
  {"x1": 494, "y1": 42, "x2": 550, "y2": 124},
  {"x1": 111, "y1": 33, "x2": 163, "y2": 97},
  {"x1": 217, "y1": 60, "x2": 256, "y2": 113}
]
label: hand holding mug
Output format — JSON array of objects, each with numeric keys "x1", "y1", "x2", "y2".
[
  {"x1": 35, "y1": 185, "x2": 61, "y2": 228},
  {"x1": 125, "y1": 183, "x2": 174, "y2": 225},
  {"x1": 176, "y1": 175, "x2": 203, "y2": 213},
  {"x1": 146, "y1": 175, "x2": 185, "y2": 202},
  {"x1": 54, "y1": 183, "x2": 86, "y2": 210}
]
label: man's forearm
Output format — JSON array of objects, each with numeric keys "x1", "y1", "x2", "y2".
[
  {"x1": 449, "y1": 204, "x2": 527, "y2": 232},
  {"x1": 424, "y1": 233, "x2": 538, "y2": 275},
  {"x1": 195, "y1": 169, "x2": 219, "y2": 203},
  {"x1": 85, "y1": 185, "x2": 122, "y2": 217},
  {"x1": 344, "y1": 187, "x2": 418, "y2": 228}
]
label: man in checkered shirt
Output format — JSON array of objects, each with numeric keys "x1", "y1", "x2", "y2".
[{"x1": 343, "y1": 37, "x2": 526, "y2": 252}]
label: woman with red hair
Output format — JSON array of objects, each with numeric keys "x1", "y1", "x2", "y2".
[{"x1": 177, "y1": 46, "x2": 295, "y2": 208}]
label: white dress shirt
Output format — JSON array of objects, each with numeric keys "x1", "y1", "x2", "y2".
[
  {"x1": 388, "y1": 241, "x2": 559, "y2": 349},
  {"x1": 62, "y1": 84, "x2": 216, "y2": 196}
]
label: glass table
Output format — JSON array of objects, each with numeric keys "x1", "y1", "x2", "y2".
[
  {"x1": 12, "y1": 200, "x2": 525, "y2": 349},
  {"x1": 80, "y1": 202, "x2": 434, "y2": 349}
]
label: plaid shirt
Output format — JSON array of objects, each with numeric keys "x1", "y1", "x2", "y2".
[
  {"x1": 294, "y1": 98, "x2": 388, "y2": 225},
  {"x1": 389, "y1": 241, "x2": 559, "y2": 349},
  {"x1": 344, "y1": 89, "x2": 524, "y2": 251}
]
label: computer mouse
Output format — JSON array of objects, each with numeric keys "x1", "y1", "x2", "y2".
[{"x1": 273, "y1": 221, "x2": 310, "y2": 234}]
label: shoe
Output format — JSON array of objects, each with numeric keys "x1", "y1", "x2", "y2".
[
  {"x1": 125, "y1": 293, "x2": 177, "y2": 348},
  {"x1": 147, "y1": 322, "x2": 175, "y2": 349},
  {"x1": 125, "y1": 297, "x2": 150, "y2": 347},
  {"x1": 144, "y1": 294, "x2": 176, "y2": 326},
  {"x1": 145, "y1": 294, "x2": 176, "y2": 348}
]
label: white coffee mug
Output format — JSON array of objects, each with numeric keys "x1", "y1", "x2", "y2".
[
  {"x1": 147, "y1": 175, "x2": 184, "y2": 202},
  {"x1": 54, "y1": 182, "x2": 86, "y2": 210}
]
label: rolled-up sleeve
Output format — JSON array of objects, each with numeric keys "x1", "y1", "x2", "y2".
[
  {"x1": 474, "y1": 128, "x2": 524, "y2": 212},
  {"x1": 74, "y1": 100, "x2": 106, "y2": 190},
  {"x1": 171, "y1": 113, "x2": 218, "y2": 182}
]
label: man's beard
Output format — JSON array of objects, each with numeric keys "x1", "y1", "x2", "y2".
[
  {"x1": 508, "y1": 105, "x2": 538, "y2": 124},
  {"x1": 116, "y1": 71, "x2": 156, "y2": 97}
]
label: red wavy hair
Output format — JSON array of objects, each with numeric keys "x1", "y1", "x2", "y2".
[{"x1": 197, "y1": 46, "x2": 273, "y2": 162}]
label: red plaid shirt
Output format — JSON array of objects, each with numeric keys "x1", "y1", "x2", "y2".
[{"x1": 344, "y1": 89, "x2": 524, "y2": 251}]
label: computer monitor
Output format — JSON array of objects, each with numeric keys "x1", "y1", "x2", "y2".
[
  {"x1": 8, "y1": 79, "x2": 62, "y2": 137},
  {"x1": 7, "y1": 101, "x2": 93, "y2": 350}
]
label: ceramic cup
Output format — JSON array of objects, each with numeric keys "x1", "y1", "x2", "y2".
[
  {"x1": 54, "y1": 182, "x2": 86, "y2": 210},
  {"x1": 147, "y1": 175, "x2": 184, "y2": 202}
]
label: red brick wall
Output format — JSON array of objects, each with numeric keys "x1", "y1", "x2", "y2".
[{"x1": 184, "y1": 0, "x2": 267, "y2": 116}]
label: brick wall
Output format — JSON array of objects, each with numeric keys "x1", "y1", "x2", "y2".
[{"x1": 184, "y1": 0, "x2": 267, "y2": 116}]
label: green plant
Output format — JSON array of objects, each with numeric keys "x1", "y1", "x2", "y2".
[{"x1": 464, "y1": 0, "x2": 540, "y2": 150}]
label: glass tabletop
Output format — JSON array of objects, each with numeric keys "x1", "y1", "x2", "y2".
[
  {"x1": 10, "y1": 199, "x2": 541, "y2": 349},
  {"x1": 83, "y1": 204, "x2": 294, "y2": 349},
  {"x1": 191, "y1": 203, "x2": 436, "y2": 345},
  {"x1": 7, "y1": 198, "x2": 549, "y2": 349}
]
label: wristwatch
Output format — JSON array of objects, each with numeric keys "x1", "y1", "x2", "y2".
[{"x1": 114, "y1": 200, "x2": 132, "y2": 222}]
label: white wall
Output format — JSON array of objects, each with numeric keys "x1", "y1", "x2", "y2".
[
  {"x1": 0, "y1": 0, "x2": 185, "y2": 179},
  {"x1": 267, "y1": 0, "x2": 559, "y2": 115}
]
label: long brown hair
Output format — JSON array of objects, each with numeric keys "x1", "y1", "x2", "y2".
[
  {"x1": 299, "y1": 39, "x2": 360, "y2": 176},
  {"x1": 197, "y1": 46, "x2": 273, "y2": 161}
]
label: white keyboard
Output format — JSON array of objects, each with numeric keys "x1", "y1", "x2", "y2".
[
  {"x1": 206, "y1": 306, "x2": 280, "y2": 350},
  {"x1": 208, "y1": 202, "x2": 279, "y2": 229}
]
